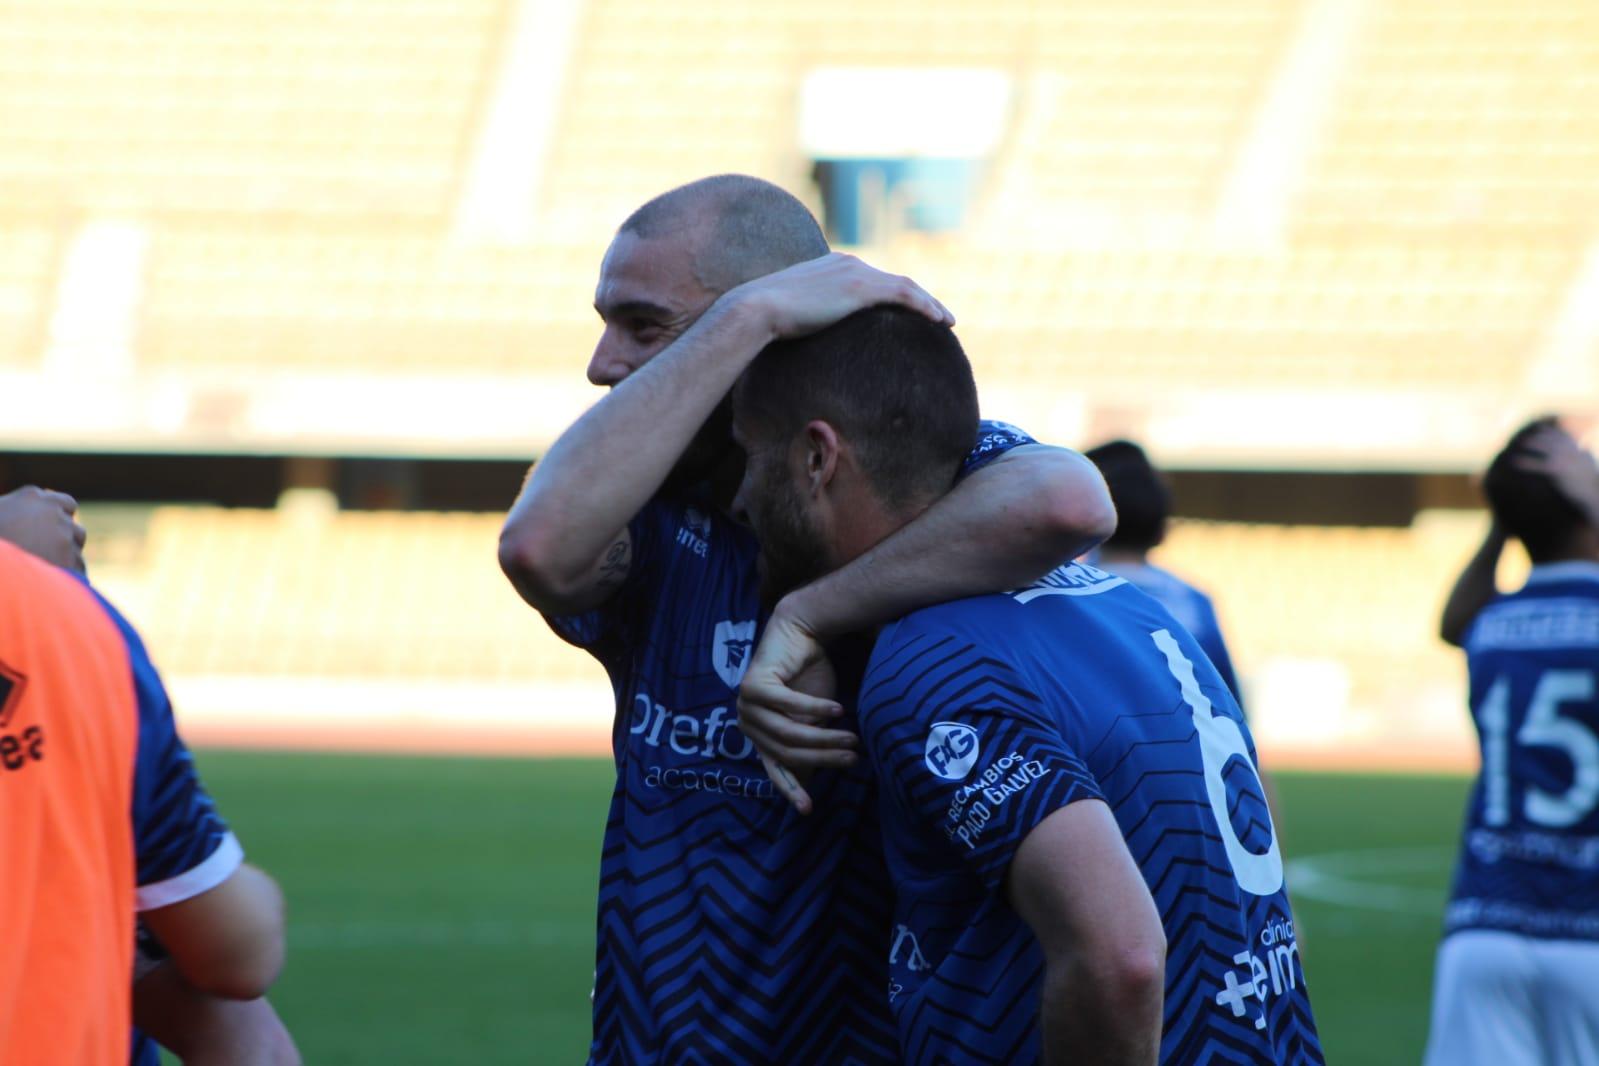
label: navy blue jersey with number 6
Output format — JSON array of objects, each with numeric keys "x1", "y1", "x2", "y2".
[{"x1": 858, "y1": 561, "x2": 1323, "y2": 1065}]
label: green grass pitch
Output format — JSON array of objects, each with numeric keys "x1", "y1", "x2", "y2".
[{"x1": 185, "y1": 752, "x2": 1473, "y2": 1064}]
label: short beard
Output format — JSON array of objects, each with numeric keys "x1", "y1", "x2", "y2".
[{"x1": 753, "y1": 482, "x2": 831, "y2": 610}]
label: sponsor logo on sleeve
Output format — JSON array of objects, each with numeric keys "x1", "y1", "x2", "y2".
[
  {"x1": 712, "y1": 620, "x2": 757, "y2": 689},
  {"x1": 925, "y1": 721, "x2": 981, "y2": 780}
]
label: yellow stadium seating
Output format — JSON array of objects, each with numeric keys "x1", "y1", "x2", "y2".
[
  {"x1": 110, "y1": 506, "x2": 599, "y2": 683},
  {"x1": 0, "y1": 226, "x2": 58, "y2": 367},
  {"x1": 138, "y1": 227, "x2": 598, "y2": 373},
  {"x1": 0, "y1": 0, "x2": 1587, "y2": 415},
  {"x1": 1298, "y1": 0, "x2": 1599, "y2": 239},
  {"x1": 0, "y1": 0, "x2": 506, "y2": 220}
]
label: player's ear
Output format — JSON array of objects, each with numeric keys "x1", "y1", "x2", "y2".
[{"x1": 802, "y1": 420, "x2": 841, "y2": 496}]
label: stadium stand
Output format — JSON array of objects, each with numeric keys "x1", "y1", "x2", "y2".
[
  {"x1": 892, "y1": 244, "x2": 1569, "y2": 391},
  {"x1": 0, "y1": 225, "x2": 58, "y2": 368},
  {"x1": 0, "y1": 0, "x2": 506, "y2": 220},
  {"x1": 0, "y1": 0, "x2": 1590, "y2": 414},
  {"x1": 1297, "y1": 0, "x2": 1599, "y2": 240},
  {"x1": 138, "y1": 228, "x2": 596, "y2": 374},
  {"x1": 90, "y1": 506, "x2": 593, "y2": 683}
]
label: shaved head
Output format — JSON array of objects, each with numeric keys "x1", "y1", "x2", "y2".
[{"x1": 620, "y1": 174, "x2": 829, "y2": 294}]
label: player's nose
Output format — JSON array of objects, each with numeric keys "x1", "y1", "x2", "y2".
[{"x1": 586, "y1": 335, "x2": 634, "y2": 388}]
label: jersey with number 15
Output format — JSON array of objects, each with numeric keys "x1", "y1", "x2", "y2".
[
  {"x1": 1451, "y1": 561, "x2": 1599, "y2": 942},
  {"x1": 858, "y1": 562, "x2": 1322, "y2": 1065}
]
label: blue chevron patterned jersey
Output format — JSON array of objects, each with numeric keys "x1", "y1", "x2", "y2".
[
  {"x1": 1448, "y1": 561, "x2": 1599, "y2": 942},
  {"x1": 858, "y1": 562, "x2": 1322, "y2": 1065},
  {"x1": 547, "y1": 421, "x2": 1034, "y2": 1065}
]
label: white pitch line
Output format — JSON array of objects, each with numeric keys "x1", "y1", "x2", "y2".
[{"x1": 1285, "y1": 845, "x2": 1455, "y2": 916}]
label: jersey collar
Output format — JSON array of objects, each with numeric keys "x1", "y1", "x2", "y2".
[{"x1": 1524, "y1": 560, "x2": 1599, "y2": 586}]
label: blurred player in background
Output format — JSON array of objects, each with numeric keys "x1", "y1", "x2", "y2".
[
  {"x1": 498, "y1": 175, "x2": 1115, "y2": 1063},
  {"x1": 730, "y1": 307, "x2": 1321, "y2": 1065},
  {"x1": 1084, "y1": 440, "x2": 1244, "y2": 707},
  {"x1": 1427, "y1": 418, "x2": 1599, "y2": 1066},
  {"x1": 0, "y1": 488, "x2": 298, "y2": 1066}
]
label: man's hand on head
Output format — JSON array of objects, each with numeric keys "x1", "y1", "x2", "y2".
[
  {"x1": 724, "y1": 252, "x2": 955, "y2": 345},
  {"x1": 737, "y1": 606, "x2": 858, "y2": 815},
  {"x1": 1514, "y1": 424, "x2": 1599, "y2": 525},
  {"x1": 0, "y1": 486, "x2": 88, "y2": 574}
]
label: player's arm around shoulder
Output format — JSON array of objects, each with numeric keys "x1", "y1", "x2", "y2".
[
  {"x1": 1009, "y1": 801, "x2": 1166, "y2": 1066},
  {"x1": 774, "y1": 441, "x2": 1115, "y2": 644},
  {"x1": 499, "y1": 518, "x2": 636, "y2": 618}
]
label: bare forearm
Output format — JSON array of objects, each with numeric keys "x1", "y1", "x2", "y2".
[
  {"x1": 500, "y1": 298, "x2": 770, "y2": 591},
  {"x1": 779, "y1": 446, "x2": 1114, "y2": 640},
  {"x1": 1040, "y1": 958, "x2": 1161, "y2": 1066},
  {"x1": 1440, "y1": 521, "x2": 1507, "y2": 647},
  {"x1": 135, "y1": 966, "x2": 300, "y2": 1065}
]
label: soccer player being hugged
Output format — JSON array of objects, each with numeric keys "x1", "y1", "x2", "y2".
[
  {"x1": 730, "y1": 307, "x2": 1322, "y2": 1065},
  {"x1": 1428, "y1": 418, "x2": 1599, "y2": 1066},
  {"x1": 499, "y1": 175, "x2": 1116, "y2": 1063}
]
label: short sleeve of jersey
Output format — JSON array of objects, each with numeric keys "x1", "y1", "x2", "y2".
[
  {"x1": 542, "y1": 498, "x2": 680, "y2": 659},
  {"x1": 859, "y1": 618, "x2": 1104, "y2": 891},
  {"x1": 90, "y1": 590, "x2": 241, "y2": 911},
  {"x1": 960, "y1": 420, "x2": 1037, "y2": 479}
]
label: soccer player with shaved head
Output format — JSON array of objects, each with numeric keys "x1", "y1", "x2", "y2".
[
  {"x1": 499, "y1": 175, "x2": 1116, "y2": 1063},
  {"x1": 729, "y1": 307, "x2": 1321, "y2": 1065}
]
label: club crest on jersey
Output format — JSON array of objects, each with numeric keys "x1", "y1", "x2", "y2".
[
  {"x1": 925, "y1": 721, "x2": 981, "y2": 780},
  {"x1": 713, "y1": 620, "x2": 757, "y2": 689}
]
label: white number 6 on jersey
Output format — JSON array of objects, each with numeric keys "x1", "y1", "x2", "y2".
[{"x1": 1151, "y1": 629, "x2": 1284, "y2": 897}]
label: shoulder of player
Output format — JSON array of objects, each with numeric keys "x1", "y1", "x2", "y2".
[{"x1": 861, "y1": 603, "x2": 1022, "y2": 714}]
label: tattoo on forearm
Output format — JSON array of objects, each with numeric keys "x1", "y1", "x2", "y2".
[{"x1": 596, "y1": 535, "x2": 631, "y2": 591}]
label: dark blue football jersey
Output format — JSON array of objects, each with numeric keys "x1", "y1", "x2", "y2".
[
  {"x1": 858, "y1": 562, "x2": 1322, "y2": 1065},
  {"x1": 548, "y1": 422, "x2": 1034, "y2": 1065},
  {"x1": 1449, "y1": 561, "x2": 1599, "y2": 942}
]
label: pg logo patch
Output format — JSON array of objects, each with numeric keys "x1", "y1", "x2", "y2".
[
  {"x1": 925, "y1": 722, "x2": 981, "y2": 780},
  {"x1": 712, "y1": 620, "x2": 757, "y2": 689}
]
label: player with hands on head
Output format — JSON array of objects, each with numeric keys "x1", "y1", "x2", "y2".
[
  {"x1": 1426, "y1": 416, "x2": 1599, "y2": 1066},
  {"x1": 499, "y1": 175, "x2": 1115, "y2": 1064},
  {"x1": 1441, "y1": 418, "x2": 1599, "y2": 646}
]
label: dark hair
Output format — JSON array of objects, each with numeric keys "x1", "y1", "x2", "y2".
[
  {"x1": 1484, "y1": 417, "x2": 1587, "y2": 562},
  {"x1": 621, "y1": 175, "x2": 829, "y2": 293},
  {"x1": 1084, "y1": 439, "x2": 1171, "y2": 552},
  {"x1": 736, "y1": 306, "x2": 979, "y2": 509}
]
